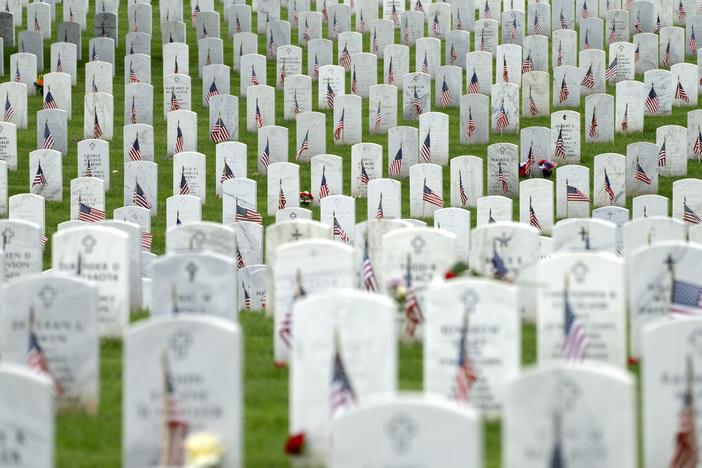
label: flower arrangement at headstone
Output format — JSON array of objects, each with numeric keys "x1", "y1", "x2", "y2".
[
  {"x1": 299, "y1": 191, "x2": 313, "y2": 206},
  {"x1": 35, "y1": 74, "x2": 44, "y2": 93},
  {"x1": 184, "y1": 432, "x2": 226, "y2": 468}
]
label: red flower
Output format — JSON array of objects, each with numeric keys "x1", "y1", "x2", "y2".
[
  {"x1": 444, "y1": 271, "x2": 457, "y2": 280},
  {"x1": 284, "y1": 432, "x2": 305, "y2": 455}
]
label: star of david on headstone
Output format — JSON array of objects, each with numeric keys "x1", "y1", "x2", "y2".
[
  {"x1": 185, "y1": 262, "x2": 198, "y2": 282},
  {"x1": 688, "y1": 328, "x2": 702, "y2": 356},
  {"x1": 570, "y1": 261, "x2": 588, "y2": 284},
  {"x1": 385, "y1": 413, "x2": 417, "y2": 454},
  {"x1": 81, "y1": 235, "x2": 97, "y2": 253},
  {"x1": 169, "y1": 329, "x2": 192, "y2": 360},
  {"x1": 289, "y1": 212, "x2": 297, "y2": 220},
  {"x1": 460, "y1": 289, "x2": 479, "y2": 312},
  {"x1": 410, "y1": 235, "x2": 426, "y2": 255},
  {"x1": 554, "y1": 375, "x2": 581, "y2": 412},
  {"x1": 89, "y1": 142, "x2": 96, "y2": 151},
  {"x1": 38, "y1": 286, "x2": 57, "y2": 309},
  {"x1": 190, "y1": 230, "x2": 206, "y2": 248},
  {"x1": 2, "y1": 227, "x2": 14, "y2": 246}
]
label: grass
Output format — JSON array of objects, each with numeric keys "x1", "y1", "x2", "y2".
[{"x1": 4, "y1": 2, "x2": 692, "y2": 467}]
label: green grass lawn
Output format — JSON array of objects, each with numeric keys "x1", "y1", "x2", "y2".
[{"x1": 4, "y1": 1, "x2": 690, "y2": 467}]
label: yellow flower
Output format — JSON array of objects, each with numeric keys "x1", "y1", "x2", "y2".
[{"x1": 185, "y1": 432, "x2": 225, "y2": 467}]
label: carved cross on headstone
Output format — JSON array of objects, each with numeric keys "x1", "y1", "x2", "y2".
[
  {"x1": 460, "y1": 289, "x2": 479, "y2": 312},
  {"x1": 291, "y1": 228, "x2": 303, "y2": 240},
  {"x1": 570, "y1": 260, "x2": 589, "y2": 284},
  {"x1": 89, "y1": 142, "x2": 96, "y2": 151},
  {"x1": 410, "y1": 235, "x2": 426, "y2": 255},
  {"x1": 185, "y1": 262, "x2": 198, "y2": 282},
  {"x1": 385, "y1": 413, "x2": 417, "y2": 454},
  {"x1": 289, "y1": 211, "x2": 297, "y2": 220}
]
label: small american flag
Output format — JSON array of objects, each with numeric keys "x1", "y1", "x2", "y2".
[
  {"x1": 91, "y1": 45, "x2": 99, "y2": 62},
  {"x1": 562, "y1": 278, "x2": 588, "y2": 361},
  {"x1": 69, "y1": 6, "x2": 74, "y2": 21},
  {"x1": 605, "y1": 57, "x2": 619, "y2": 80},
  {"x1": 204, "y1": 49, "x2": 212, "y2": 66},
  {"x1": 210, "y1": 115, "x2": 230, "y2": 143},
  {"x1": 413, "y1": 88, "x2": 423, "y2": 115},
  {"x1": 360, "y1": 164, "x2": 371, "y2": 185},
  {"x1": 333, "y1": 214, "x2": 350, "y2": 243},
  {"x1": 255, "y1": 99, "x2": 264, "y2": 128},
  {"x1": 130, "y1": 96, "x2": 137, "y2": 124},
  {"x1": 456, "y1": 10, "x2": 463, "y2": 30},
  {"x1": 621, "y1": 104, "x2": 629, "y2": 131},
  {"x1": 93, "y1": 111, "x2": 103, "y2": 139},
  {"x1": 525, "y1": 144, "x2": 535, "y2": 177},
  {"x1": 133, "y1": 181, "x2": 151, "y2": 209},
  {"x1": 683, "y1": 198, "x2": 702, "y2": 224},
  {"x1": 431, "y1": 12, "x2": 441, "y2": 35},
  {"x1": 671, "y1": 277, "x2": 702, "y2": 313},
  {"x1": 174, "y1": 56, "x2": 180, "y2": 74},
  {"x1": 676, "y1": 80, "x2": 689, "y2": 103},
  {"x1": 339, "y1": 43, "x2": 352, "y2": 70},
  {"x1": 351, "y1": 68, "x2": 357, "y2": 94},
  {"x1": 372, "y1": 29, "x2": 379, "y2": 54},
  {"x1": 220, "y1": 161, "x2": 235, "y2": 184},
  {"x1": 174, "y1": 122, "x2": 184, "y2": 153},
  {"x1": 376, "y1": 193, "x2": 384, "y2": 219},
  {"x1": 566, "y1": 183, "x2": 590, "y2": 202},
  {"x1": 191, "y1": 1, "x2": 200, "y2": 25},
  {"x1": 332, "y1": 14, "x2": 340, "y2": 34},
  {"x1": 635, "y1": 44, "x2": 640, "y2": 62},
  {"x1": 303, "y1": 18, "x2": 311, "y2": 42},
  {"x1": 533, "y1": 13, "x2": 542, "y2": 35},
  {"x1": 84, "y1": 159, "x2": 93, "y2": 177},
  {"x1": 129, "y1": 134, "x2": 142, "y2": 161},
  {"x1": 268, "y1": 32, "x2": 276, "y2": 56},
  {"x1": 129, "y1": 63, "x2": 139, "y2": 83},
  {"x1": 334, "y1": 109, "x2": 345, "y2": 141},
  {"x1": 250, "y1": 65, "x2": 261, "y2": 85},
  {"x1": 581, "y1": 64, "x2": 595, "y2": 89},
  {"x1": 694, "y1": 128, "x2": 702, "y2": 158},
  {"x1": 422, "y1": 179, "x2": 444, "y2": 207},
  {"x1": 374, "y1": 102, "x2": 382, "y2": 132},
  {"x1": 42, "y1": 122, "x2": 55, "y2": 150},
  {"x1": 468, "y1": 70, "x2": 480, "y2": 94},
  {"x1": 479, "y1": 29, "x2": 486, "y2": 51},
  {"x1": 458, "y1": 170, "x2": 468, "y2": 206},
  {"x1": 497, "y1": 162, "x2": 509, "y2": 193},
  {"x1": 3, "y1": 94, "x2": 14, "y2": 122},
  {"x1": 329, "y1": 337, "x2": 357, "y2": 416},
  {"x1": 235, "y1": 202, "x2": 263, "y2": 224},
  {"x1": 604, "y1": 169, "x2": 615, "y2": 203},
  {"x1": 440, "y1": 78, "x2": 452, "y2": 106},
  {"x1": 554, "y1": 128, "x2": 567, "y2": 159},
  {"x1": 483, "y1": 1, "x2": 491, "y2": 19},
  {"x1": 560, "y1": 10, "x2": 567, "y2": 28},
  {"x1": 391, "y1": 2, "x2": 400, "y2": 24},
  {"x1": 635, "y1": 160, "x2": 652, "y2": 185},
  {"x1": 278, "y1": 180, "x2": 287, "y2": 210},
  {"x1": 529, "y1": 89, "x2": 539, "y2": 116},
  {"x1": 645, "y1": 85, "x2": 661, "y2": 114},
  {"x1": 415, "y1": 0, "x2": 424, "y2": 12},
  {"x1": 509, "y1": 16, "x2": 518, "y2": 39},
  {"x1": 279, "y1": 63, "x2": 287, "y2": 88},
  {"x1": 78, "y1": 201, "x2": 105, "y2": 223},
  {"x1": 326, "y1": 82, "x2": 336, "y2": 109},
  {"x1": 496, "y1": 101, "x2": 510, "y2": 131},
  {"x1": 558, "y1": 77, "x2": 570, "y2": 103},
  {"x1": 26, "y1": 309, "x2": 64, "y2": 397},
  {"x1": 679, "y1": 0, "x2": 687, "y2": 21},
  {"x1": 278, "y1": 271, "x2": 305, "y2": 348},
  {"x1": 449, "y1": 44, "x2": 458, "y2": 65},
  {"x1": 453, "y1": 312, "x2": 477, "y2": 403},
  {"x1": 319, "y1": 166, "x2": 330, "y2": 199},
  {"x1": 292, "y1": 91, "x2": 301, "y2": 115},
  {"x1": 386, "y1": 57, "x2": 395, "y2": 84},
  {"x1": 580, "y1": 0, "x2": 589, "y2": 17},
  {"x1": 663, "y1": 41, "x2": 672, "y2": 67},
  {"x1": 502, "y1": 56, "x2": 509, "y2": 82},
  {"x1": 583, "y1": 30, "x2": 590, "y2": 49},
  {"x1": 467, "y1": 107, "x2": 477, "y2": 139},
  {"x1": 43, "y1": 88, "x2": 58, "y2": 110},
  {"x1": 206, "y1": 79, "x2": 219, "y2": 103},
  {"x1": 529, "y1": 198, "x2": 541, "y2": 229},
  {"x1": 669, "y1": 356, "x2": 699, "y2": 468},
  {"x1": 179, "y1": 167, "x2": 190, "y2": 195},
  {"x1": 243, "y1": 283, "x2": 252, "y2": 309},
  {"x1": 170, "y1": 90, "x2": 180, "y2": 111},
  {"x1": 260, "y1": 138, "x2": 271, "y2": 169},
  {"x1": 140, "y1": 232, "x2": 153, "y2": 251},
  {"x1": 658, "y1": 139, "x2": 667, "y2": 167},
  {"x1": 32, "y1": 162, "x2": 47, "y2": 187},
  {"x1": 361, "y1": 239, "x2": 378, "y2": 291},
  {"x1": 390, "y1": 144, "x2": 403, "y2": 177},
  {"x1": 522, "y1": 52, "x2": 534, "y2": 73},
  {"x1": 403, "y1": 18, "x2": 410, "y2": 44},
  {"x1": 421, "y1": 52, "x2": 429, "y2": 74},
  {"x1": 403, "y1": 256, "x2": 424, "y2": 337},
  {"x1": 296, "y1": 130, "x2": 310, "y2": 160},
  {"x1": 556, "y1": 41, "x2": 563, "y2": 66},
  {"x1": 491, "y1": 243, "x2": 508, "y2": 278},
  {"x1": 691, "y1": 27, "x2": 698, "y2": 54},
  {"x1": 33, "y1": 13, "x2": 40, "y2": 32},
  {"x1": 14, "y1": 63, "x2": 20, "y2": 83},
  {"x1": 420, "y1": 131, "x2": 431, "y2": 163},
  {"x1": 160, "y1": 352, "x2": 188, "y2": 466},
  {"x1": 359, "y1": 12, "x2": 366, "y2": 32},
  {"x1": 634, "y1": 13, "x2": 642, "y2": 33}
]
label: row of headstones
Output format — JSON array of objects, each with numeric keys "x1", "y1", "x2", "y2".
[{"x1": 4, "y1": 282, "x2": 698, "y2": 466}]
